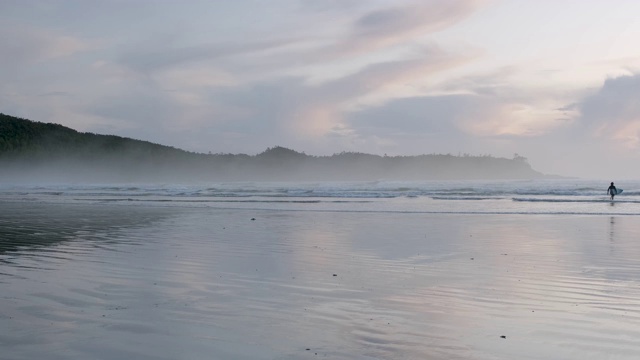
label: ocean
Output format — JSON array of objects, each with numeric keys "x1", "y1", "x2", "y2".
[
  {"x1": 1, "y1": 178, "x2": 637, "y2": 215},
  {"x1": 2, "y1": 179, "x2": 640, "y2": 359}
]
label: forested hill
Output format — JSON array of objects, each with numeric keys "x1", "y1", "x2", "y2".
[
  {"x1": 0, "y1": 113, "x2": 548, "y2": 182},
  {"x1": 0, "y1": 113, "x2": 191, "y2": 160}
]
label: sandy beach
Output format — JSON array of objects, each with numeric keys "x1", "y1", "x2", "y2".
[{"x1": 2, "y1": 201, "x2": 640, "y2": 359}]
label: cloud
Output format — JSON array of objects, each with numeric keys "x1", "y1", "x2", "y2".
[
  {"x1": 110, "y1": 0, "x2": 483, "y2": 86},
  {"x1": 100, "y1": 50, "x2": 471, "y2": 155},
  {"x1": 284, "y1": 51, "x2": 473, "y2": 138},
  {"x1": 0, "y1": 21, "x2": 100, "y2": 126},
  {"x1": 92, "y1": 44, "x2": 472, "y2": 150},
  {"x1": 421, "y1": 67, "x2": 576, "y2": 138},
  {"x1": 332, "y1": 60, "x2": 597, "y2": 159},
  {"x1": 371, "y1": 92, "x2": 537, "y2": 139},
  {"x1": 117, "y1": 37, "x2": 303, "y2": 76},
  {"x1": 296, "y1": 0, "x2": 364, "y2": 13},
  {"x1": 346, "y1": 95, "x2": 464, "y2": 138},
  {"x1": 287, "y1": 0, "x2": 483, "y2": 67},
  {"x1": 0, "y1": 0, "x2": 492, "y2": 157},
  {"x1": 0, "y1": 24, "x2": 91, "y2": 69},
  {"x1": 346, "y1": 0, "x2": 482, "y2": 52},
  {"x1": 576, "y1": 74, "x2": 640, "y2": 149},
  {"x1": 342, "y1": 93, "x2": 507, "y2": 154},
  {"x1": 330, "y1": 47, "x2": 466, "y2": 98},
  {"x1": 507, "y1": 74, "x2": 640, "y2": 178}
]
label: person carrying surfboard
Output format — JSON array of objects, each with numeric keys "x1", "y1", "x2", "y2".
[{"x1": 607, "y1": 182, "x2": 617, "y2": 200}]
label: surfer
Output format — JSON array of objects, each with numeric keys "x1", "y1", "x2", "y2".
[{"x1": 607, "y1": 182, "x2": 617, "y2": 200}]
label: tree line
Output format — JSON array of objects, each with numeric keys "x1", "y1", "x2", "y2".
[{"x1": 0, "y1": 113, "x2": 545, "y2": 181}]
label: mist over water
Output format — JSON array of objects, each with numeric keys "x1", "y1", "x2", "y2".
[{"x1": 0, "y1": 146, "x2": 546, "y2": 183}]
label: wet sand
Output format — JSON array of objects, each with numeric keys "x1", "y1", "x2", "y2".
[{"x1": 2, "y1": 202, "x2": 640, "y2": 359}]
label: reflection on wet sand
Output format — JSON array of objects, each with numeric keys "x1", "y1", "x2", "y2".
[
  {"x1": 3, "y1": 204, "x2": 640, "y2": 359},
  {"x1": 0, "y1": 202, "x2": 174, "y2": 254}
]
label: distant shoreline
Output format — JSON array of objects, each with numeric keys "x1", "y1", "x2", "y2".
[{"x1": 1, "y1": 113, "x2": 556, "y2": 182}]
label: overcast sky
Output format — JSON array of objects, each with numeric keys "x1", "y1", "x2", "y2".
[{"x1": 2, "y1": 0, "x2": 640, "y2": 178}]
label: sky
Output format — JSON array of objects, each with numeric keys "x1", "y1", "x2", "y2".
[{"x1": 2, "y1": 0, "x2": 640, "y2": 179}]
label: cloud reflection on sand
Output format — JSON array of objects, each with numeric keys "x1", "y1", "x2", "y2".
[{"x1": 3, "y1": 203, "x2": 640, "y2": 359}]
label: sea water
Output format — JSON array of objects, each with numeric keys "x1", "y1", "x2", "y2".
[{"x1": 1, "y1": 178, "x2": 638, "y2": 215}]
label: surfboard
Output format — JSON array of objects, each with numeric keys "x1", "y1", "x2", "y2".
[{"x1": 615, "y1": 189, "x2": 623, "y2": 195}]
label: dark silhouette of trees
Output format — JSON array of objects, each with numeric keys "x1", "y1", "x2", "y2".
[{"x1": 0, "y1": 113, "x2": 546, "y2": 182}]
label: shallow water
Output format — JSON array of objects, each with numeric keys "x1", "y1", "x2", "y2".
[
  {"x1": 2, "y1": 179, "x2": 640, "y2": 215},
  {"x1": 2, "y1": 200, "x2": 640, "y2": 359}
]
